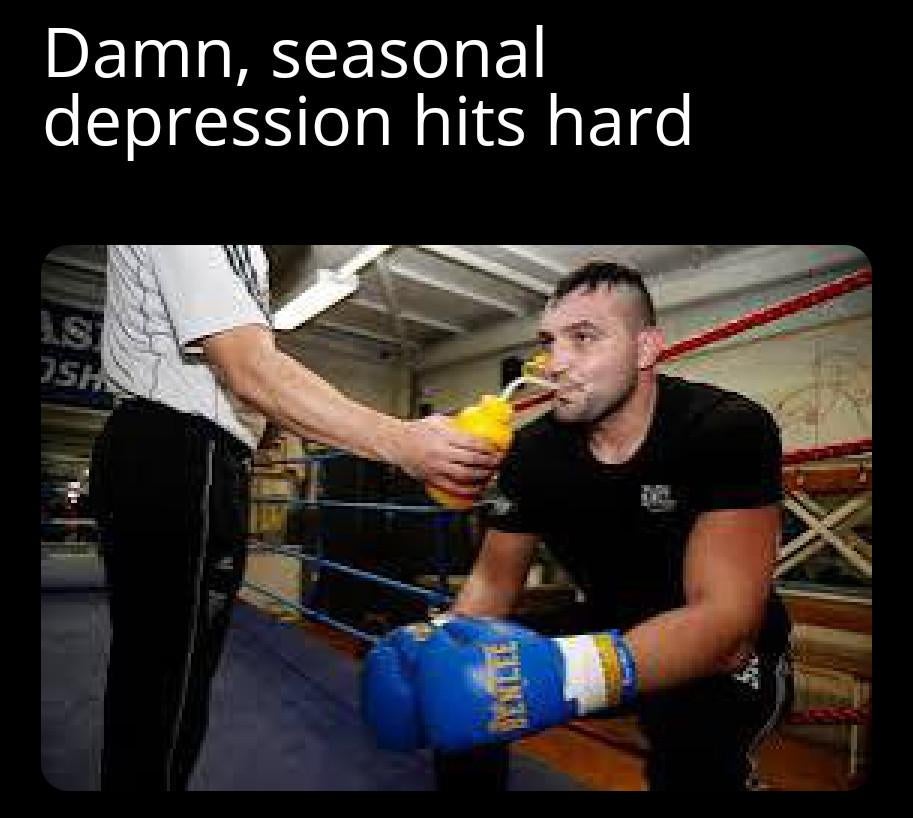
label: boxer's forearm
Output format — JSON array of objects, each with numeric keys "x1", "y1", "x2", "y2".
[
  {"x1": 450, "y1": 530, "x2": 538, "y2": 618},
  {"x1": 623, "y1": 602, "x2": 754, "y2": 694}
]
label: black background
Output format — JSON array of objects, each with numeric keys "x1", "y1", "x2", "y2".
[
  {"x1": 21, "y1": 17, "x2": 890, "y2": 243},
  {"x1": 22, "y1": 12, "x2": 894, "y2": 799}
]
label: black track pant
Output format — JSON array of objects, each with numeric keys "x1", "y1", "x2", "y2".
[{"x1": 90, "y1": 399, "x2": 251, "y2": 791}]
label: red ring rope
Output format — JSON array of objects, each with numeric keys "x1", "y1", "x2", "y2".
[
  {"x1": 656, "y1": 267, "x2": 872, "y2": 363},
  {"x1": 782, "y1": 438, "x2": 872, "y2": 466},
  {"x1": 561, "y1": 705, "x2": 870, "y2": 758},
  {"x1": 786, "y1": 705, "x2": 870, "y2": 726}
]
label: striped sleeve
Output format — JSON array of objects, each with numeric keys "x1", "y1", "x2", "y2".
[{"x1": 150, "y1": 245, "x2": 269, "y2": 350}]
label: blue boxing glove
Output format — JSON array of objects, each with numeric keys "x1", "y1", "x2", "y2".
[
  {"x1": 413, "y1": 616, "x2": 637, "y2": 753},
  {"x1": 359, "y1": 620, "x2": 443, "y2": 751}
]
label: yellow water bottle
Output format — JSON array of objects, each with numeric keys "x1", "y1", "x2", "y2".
[
  {"x1": 426, "y1": 395, "x2": 514, "y2": 510},
  {"x1": 523, "y1": 352, "x2": 551, "y2": 376}
]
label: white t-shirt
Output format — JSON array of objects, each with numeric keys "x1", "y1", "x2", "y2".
[{"x1": 102, "y1": 245, "x2": 271, "y2": 450}]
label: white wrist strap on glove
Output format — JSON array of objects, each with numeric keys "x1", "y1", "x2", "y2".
[{"x1": 553, "y1": 634, "x2": 621, "y2": 715}]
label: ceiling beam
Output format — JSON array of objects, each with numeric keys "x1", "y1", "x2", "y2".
[
  {"x1": 45, "y1": 252, "x2": 106, "y2": 276},
  {"x1": 338, "y1": 244, "x2": 395, "y2": 277},
  {"x1": 417, "y1": 244, "x2": 554, "y2": 296},
  {"x1": 375, "y1": 257, "x2": 408, "y2": 347},
  {"x1": 351, "y1": 296, "x2": 467, "y2": 334},
  {"x1": 495, "y1": 245, "x2": 568, "y2": 276},
  {"x1": 389, "y1": 262, "x2": 526, "y2": 317},
  {"x1": 280, "y1": 328, "x2": 401, "y2": 365},
  {"x1": 315, "y1": 318, "x2": 415, "y2": 349},
  {"x1": 400, "y1": 311, "x2": 467, "y2": 335},
  {"x1": 650, "y1": 245, "x2": 869, "y2": 314}
]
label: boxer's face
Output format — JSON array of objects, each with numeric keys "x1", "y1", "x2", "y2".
[{"x1": 537, "y1": 285, "x2": 661, "y2": 424}]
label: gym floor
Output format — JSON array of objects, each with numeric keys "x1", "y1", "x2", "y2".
[
  {"x1": 40, "y1": 583, "x2": 583, "y2": 791},
  {"x1": 40, "y1": 553, "x2": 860, "y2": 791}
]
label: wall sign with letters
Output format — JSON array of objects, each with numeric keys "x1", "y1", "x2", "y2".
[{"x1": 41, "y1": 299, "x2": 113, "y2": 409}]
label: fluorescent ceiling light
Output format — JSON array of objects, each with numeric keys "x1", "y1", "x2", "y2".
[
  {"x1": 272, "y1": 268, "x2": 360, "y2": 330},
  {"x1": 272, "y1": 245, "x2": 393, "y2": 331}
]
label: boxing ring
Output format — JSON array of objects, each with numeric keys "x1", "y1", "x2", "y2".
[
  {"x1": 40, "y1": 263, "x2": 872, "y2": 789},
  {"x1": 243, "y1": 264, "x2": 873, "y2": 782},
  {"x1": 40, "y1": 518, "x2": 580, "y2": 791}
]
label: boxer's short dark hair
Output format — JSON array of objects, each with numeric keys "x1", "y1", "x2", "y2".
[{"x1": 551, "y1": 261, "x2": 656, "y2": 327}]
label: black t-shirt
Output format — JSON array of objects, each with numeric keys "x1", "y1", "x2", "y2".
[{"x1": 487, "y1": 374, "x2": 788, "y2": 643}]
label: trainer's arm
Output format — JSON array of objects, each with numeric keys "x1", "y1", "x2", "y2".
[{"x1": 200, "y1": 324, "x2": 498, "y2": 493}]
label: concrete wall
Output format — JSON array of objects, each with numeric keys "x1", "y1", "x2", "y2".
[
  {"x1": 660, "y1": 314, "x2": 871, "y2": 450},
  {"x1": 277, "y1": 334, "x2": 409, "y2": 417}
]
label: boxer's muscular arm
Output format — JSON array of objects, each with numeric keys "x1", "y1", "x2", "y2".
[
  {"x1": 450, "y1": 529, "x2": 540, "y2": 618},
  {"x1": 623, "y1": 504, "x2": 781, "y2": 693}
]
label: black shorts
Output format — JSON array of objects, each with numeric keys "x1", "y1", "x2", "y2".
[
  {"x1": 636, "y1": 642, "x2": 793, "y2": 790},
  {"x1": 435, "y1": 598, "x2": 793, "y2": 791}
]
